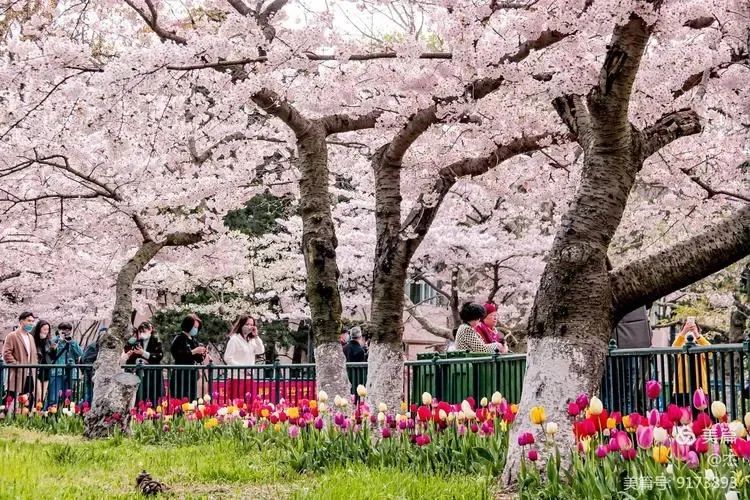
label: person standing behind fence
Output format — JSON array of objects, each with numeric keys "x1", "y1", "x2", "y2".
[
  {"x1": 455, "y1": 303, "x2": 505, "y2": 353},
  {"x1": 32, "y1": 320, "x2": 54, "y2": 408},
  {"x1": 170, "y1": 315, "x2": 206, "y2": 402},
  {"x1": 2, "y1": 311, "x2": 37, "y2": 411},
  {"x1": 343, "y1": 327, "x2": 366, "y2": 362},
  {"x1": 475, "y1": 303, "x2": 508, "y2": 353},
  {"x1": 123, "y1": 322, "x2": 164, "y2": 406},
  {"x1": 47, "y1": 322, "x2": 83, "y2": 408},
  {"x1": 672, "y1": 317, "x2": 710, "y2": 408},
  {"x1": 224, "y1": 316, "x2": 265, "y2": 401}
]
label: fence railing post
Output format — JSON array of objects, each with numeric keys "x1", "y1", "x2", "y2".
[
  {"x1": 135, "y1": 361, "x2": 144, "y2": 405},
  {"x1": 273, "y1": 360, "x2": 281, "y2": 403},
  {"x1": 65, "y1": 358, "x2": 74, "y2": 402},
  {"x1": 207, "y1": 360, "x2": 214, "y2": 403},
  {"x1": 493, "y1": 348, "x2": 501, "y2": 398},
  {"x1": 432, "y1": 354, "x2": 442, "y2": 402}
]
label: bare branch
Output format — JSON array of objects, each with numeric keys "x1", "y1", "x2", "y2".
[
  {"x1": 637, "y1": 108, "x2": 702, "y2": 160},
  {"x1": 123, "y1": 0, "x2": 186, "y2": 44},
  {"x1": 404, "y1": 295, "x2": 454, "y2": 340}
]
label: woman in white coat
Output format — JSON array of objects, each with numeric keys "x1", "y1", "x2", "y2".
[{"x1": 224, "y1": 316, "x2": 265, "y2": 402}]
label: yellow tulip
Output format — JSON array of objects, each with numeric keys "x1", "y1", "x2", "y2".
[
  {"x1": 529, "y1": 406, "x2": 546, "y2": 425},
  {"x1": 606, "y1": 418, "x2": 616, "y2": 430},
  {"x1": 652, "y1": 445, "x2": 670, "y2": 464}
]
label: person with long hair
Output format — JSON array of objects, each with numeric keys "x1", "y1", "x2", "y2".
[
  {"x1": 223, "y1": 315, "x2": 265, "y2": 402},
  {"x1": 32, "y1": 320, "x2": 53, "y2": 408}
]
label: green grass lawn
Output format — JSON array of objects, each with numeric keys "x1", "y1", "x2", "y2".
[{"x1": 0, "y1": 427, "x2": 494, "y2": 499}]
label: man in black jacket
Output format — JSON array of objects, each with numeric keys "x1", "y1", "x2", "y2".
[{"x1": 343, "y1": 327, "x2": 366, "y2": 362}]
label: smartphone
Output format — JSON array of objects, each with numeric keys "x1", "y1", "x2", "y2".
[{"x1": 686, "y1": 316, "x2": 696, "y2": 325}]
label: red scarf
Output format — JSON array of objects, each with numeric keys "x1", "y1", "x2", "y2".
[{"x1": 474, "y1": 322, "x2": 498, "y2": 344}]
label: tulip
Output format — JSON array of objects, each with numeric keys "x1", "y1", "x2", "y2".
[
  {"x1": 693, "y1": 389, "x2": 708, "y2": 410},
  {"x1": 288, "y1": 425, "x2": 300, "y2": 438},
  {"x1": 648, "y1": 409, "x2": 660, "y2": 427},
  {"x1": 578, "y1": 437, "x2": 592, "y2": 453},
  {"x1": 491, "y1": 392, "x2": 503, "y2": 405},
  {"x1": 314, "y1": 417, "x2": 324, "y2": 430},
  {"x1": 686, "y1": 451, "x2": 699, "y2": 468},
  {"x1": 595, "y1": 445, "x2": 608, "y2": 458},
  {"x1": 545, "y1": 422, "x2": 558, "y2": 436},
  {"x1": 416, "y1": 406, "x2": 431, "y2": 421},
  {"x1": 317, "y1": 391, "x2": 328, "y2": 403},
  {"x1": 653, "y1": 427, "x2": 668, "y2": 444},
  {"x1": 378, "y1": 403, "x2": 387, "y2": 413},
  {"x1": 705, "y1": 469, "x2": 716, "y2": 481},
  {"x1": 621, "y1": 448, "x2": 637, "y2": 460},
  {"x1": 422, "y1": 392, "x2": 433, "y2": 406},
  {"x1": 711, "y1": 401, "x2": 727, "y2": 420},
  {"x1": 457, "y1": 424, "x2": 467, "y2": 436},
  {"x1": 615, "y1": 430, "x2": 633, "y2": 450},
  {"x1": 726, "y1": 491, "x2": 740, "y2": 500},
  {"x1": 470, "y1": 423, "x2": 479, "y2": 433},
  {"x1": 689, "y1": 436, "x2": 707, "y2": 456},
  {"x1": 730, "y1": 420, "x2": 748, "y2": 439},
  {"x1": 381, "y1": 427, "x2": 391, "y2": 439},
  {"x1": 357, "y1": 385, "x2": 367, "y2": 398},
  {"x1": 518, "y1": 432, "x2": 535, "y2": 446},
  {"x1": 732, "y1": 438, "x2": 750, "y2": 459},
  {"x1": 606, "y1": 417, "x2": 616, "y2": 430},
  {"x1": 461, "y1": 400, "x2": 476, "y2": 420},
  {"x1": 589, "y1": 397, "x2": 603, "y2": 416},
  {"x1": 438, "y1": 409, "x2": 447, "y2": 421},
  {"x1": 652, "y1": 445, "x2": 669, "y2": 464},
  {"x1": 575, "y1": 394, "x2": 589, "y2": 409},
  {"x1": 415, "y1": 434, "x2": 431, "y2": 446},
  {"x1": 607, "y1": 438, "x2": 620, "y2": 452},
  {"x1": 527, "y1": 449, "x2": 538, "y2": 461},
  {"x1": 744, "y1": 412, "x2": 750, "y2": 429},
  {"x1": 530, "y1": 406, "x2": 546, "y2": 425},
  {"x1": 377, "y1": 412, "x2": 386, "y2": 424},
  {"x1": 567, "y1": 403, "x2": 580, "y2": 417},
  {"x1": 636, "y1": 425, "x2": 654, "y2": 448},
  {"x1": 480, "y1": 397, "x2": 488, "y2": 407},
  {"x1": 646, "y1": 380, "x2": 662, "y2": 399},
  {"x1": 666, "y1": 464, "x2": 674, "y2": 475}
]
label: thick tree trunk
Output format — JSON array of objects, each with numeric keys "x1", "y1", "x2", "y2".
[
  {"x1": 502, "y1": 15, "x2": 653, "y2": 483},
  {"x1": 85, "y1": 233, "x2": 200, "y2": 437},
  {"x1": 297, "y1": 125, "x2": 351, "y2": 400}
]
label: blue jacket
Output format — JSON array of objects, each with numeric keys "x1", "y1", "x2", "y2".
[{"x1": 49, "y1": 336, "x2": 83, "y2": 378}]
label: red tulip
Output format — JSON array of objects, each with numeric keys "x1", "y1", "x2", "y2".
[
  {"x1": 614, "y1": 430, "x2": 633, "y2": 451},
  {"x1": 732, "y1": 438, "x2": 750, "y2": 459},
  {"x1": 518, "y1": 432, "x2": 535, "y2": 446},
  {"x1": 667, "y1": 404, "x2": 682, "y2": 423},
  {"x1": 694, "y1": 436, "x2": 709, "y2": 454},
  {"x1": 416, "y1": 405, "x2": 431, "y2": 422},
  {"x1": 575, "y1": 394, "x2": 589, "y2": 409},
  {"x1": 620, "y1": 448, "x2": 637, "y2": 460},
  {"x1": 527, "y1": 449, "x2": 538, "y2": 461}
]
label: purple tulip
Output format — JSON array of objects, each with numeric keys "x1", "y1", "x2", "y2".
[
  {"x1": 381, "y1": 427, "x2": 391, "y2": 439},
  {"x1": 575, "y1": 394, "x2": 589, "y2": 410},
  {"x1": 334, "y1": 412, "x2": 345, "y2": 427},
  {"x1": 595, "y1": 445, "x2": 608, "y2": 458},
  {"x1": 288, "y1": 425, "x2": 300, "y2": 438},
  {"x1": 314, "y1": 417, "x2": 324, "y2": 430}
]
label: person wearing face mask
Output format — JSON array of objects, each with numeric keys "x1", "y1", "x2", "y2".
[
  {"x1": 129, "y1": 321, "x2": 164, "y2": 405},
  {"x1": 2, "y1": 311, "x2": 38, "y2": 409},
  {"x1": 224, "y1": 316, "x2": 265, "y2": 401},
  {"x1": 170, "y1": 315, "x2": 206, "y2": 401},
  {"x1": 48, "y1": 322, "x2": 83, "y2": 408},
  {"x1": 32, "y1": 320, "x2": 54, "y2": 408}
]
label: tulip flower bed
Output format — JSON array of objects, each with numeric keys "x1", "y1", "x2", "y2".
[
  {"x1": 1, "y1": 387, "x2": 514, "y2": 481},
  {"x1": 518, "y1": 385, "x2": 750, "y2": 499}
]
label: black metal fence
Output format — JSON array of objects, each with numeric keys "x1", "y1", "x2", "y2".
[{"x1": 2, "y1": 340, "x2": 749, "y2": 418}]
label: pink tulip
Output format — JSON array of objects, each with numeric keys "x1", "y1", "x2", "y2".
[
  {"x1": 645, "y1": 380, "x2": 661, "y2": 399},
  {"x1": 636, "y1": 425, "x2": 654, "y2": 448},
  {"x1": 288, "y1": 425, "x2": 300, "y2": 438},
  {"x1": 381, "y1": 427, "x2": 391, "y2": 439},
  {"x1": 607, "y1": 437, "x2": 620, "y2": 452},
  {"x1": 686, "y1": 451, "x2": 699, "y2": 468},
  {"x1": 415, "y1": 434, "x2": 431, "y2": 446},
  {"x1": 614, "y1": 430, "x2": 632, "y2": 450},
  {"x1": 620, "y1": 448, "x2": 637, "y2": 460},
  {"x1": 595, "y1": 445, "x2": 608, "y2": 458},
  {"x1": 527, "y1": 449, "x2": 539, "y2": 461},
  {"x1": 575, "y1": 394, "x2": 589, "y2": 410},
  {"x1": 648, "y1": 409, "x2": 659, "y2": 427},
  {"x1": 457, "y1": 424, "x2": 467, "y2": 436},
  {"x1": 693, "y1": 389, "x2": 708, "y2": 410},
  {"x1": 671, "y1": 441, "x2": 690, "y2": 461}
]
